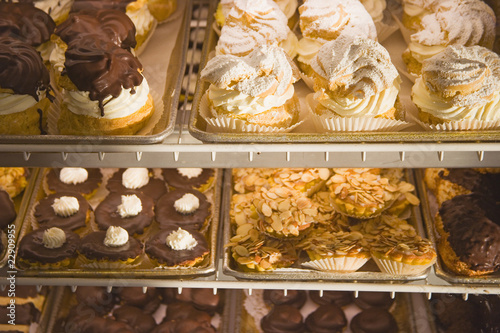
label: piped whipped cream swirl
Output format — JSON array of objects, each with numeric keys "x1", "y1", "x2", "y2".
[
  {"x1": 59, "y1": 168, "x2": 88, "y2": 185},
  {"x1": 166, "y1": 227, "x2": 198, "y2": 250},
  {"x1": 52, "y1": 196, "x2": 79, "y2": 217},
  {"x1": 104, "y1": 226, "x2": 129, "y2": 247},
  {"x1": 43, "y1": 227, "x2": 66, "y2": 249},
  {"x1": 117, "y1": 194, "x2": 143, "y2": 218},
  {"x1": 122, "y1": 168, "x2": 149, "y2": 189},
  {"x1": 126, "y1": 0, "x2": 156, "y2": 37},
  {"x1": 0, "y1": 94, "x2": 38, "y2": 116},
  {"x1": 177, "y1": 168, "x2": 203, "y2": 179},
  {"x1": 412, "y1": 45, "x2": 500, "y2": 121},
  {"x1": 174, "y1": 193, "x2": 200, "y2": 214}
]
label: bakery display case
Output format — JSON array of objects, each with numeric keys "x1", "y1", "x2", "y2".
[{"x1": 1, "y1": 0, "x2": 500, "y2": 331}]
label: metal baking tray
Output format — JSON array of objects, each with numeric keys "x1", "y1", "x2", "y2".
[
  {"x1": 415, "y1": 169, "x2": 500, "y2": 285},
  {"x1": 0, "y1": 1, "x2": 191, "y2": 145},
  {"x1": 45, "y1": 286, "x2": 234, "y2": 333},
  {"x1": 222, "y1": 168, "x2": 431, "y2": 282},
  {"x1": 15, "y1": 167, "x2": 222, "y2": 279},
  {"x1": 188, "y1": 1, "x2": 500, "y2": 143},
  {"x1": 231, "y1": 290, "x2": 424, "y2": 333},
  {"x1": 0, "y1": 168, "x2": 38, "y2": 268}
]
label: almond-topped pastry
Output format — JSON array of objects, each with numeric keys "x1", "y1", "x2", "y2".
[
  {"x1": 216, "y1": 0, "x2": 298, "y2": 58},
  {"x1": 0, "y1": 167, "x2": 28, "y2": 198},
  {"x1": 296, "y1": 0, "x2": 376, "y2": 80},
  {"x1": 412, "y1": 45, "x2": 500, "y2": 125},
  {"x1": 269, "y1": 168, "x2": 331, "y2": 197},
  {"x1": 200, "y1": 45, "x2": 300, "y2": 131},
  {"x1": 232, "y1": 168, "x2": 273, "y2": 194},
  {"x1": 252, "y1": 185, "x2": 318, "y2": 238},
  {"x1": 310, "y1": 35, "x2": 401, "y2": 121},
  {"x1": 403, "y1": 0, "x2": 496, "y2": 76}
]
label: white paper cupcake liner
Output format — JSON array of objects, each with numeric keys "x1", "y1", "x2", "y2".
[
  {"x1": 372, "y1": 256, "x2": 432, "y2": 275},
  {"x1": 200, "y1": 93, "x2": 304, "y2": 134},
  {"x1": 299, "y1": 72, "x2": 315, "y2": 91},
  {"x1": 306, "y1": 94, "x2": 412, "y2": 132},
  {"x1": 301, "y1": 256, "x2": 370, "y2": 272}
]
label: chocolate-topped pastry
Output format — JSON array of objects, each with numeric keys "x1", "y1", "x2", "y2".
[
  {"x1": 164, "y1": 302, "x2": 212, "y2": 324},
  {"x1": 152, "y1": 319, "x2": 217, "y2": 333},
  {"x1": 263, "y1": 290, "x2": 307, "y2": 309},
  {"x1": 145, "y1": 226, "x2": 209, "y2": 267},
  {"x1": 305, "y1": 304, "x2": 347, "y2": 333},
  {"x1": 55, "y1": 9, "x2": 136, "y2": 50},
  {"x1": 17, "y1": 227, "x2": 80, "y2": 268},
  {"x1": 437, "y1": 193, "x2": 500, "y2": 276},
  {"x1": 34, "y1": 192, "x2": 91, "y2": 232},
  {"x1": 79, "y1": 227, "x2": 143, "y2": 267},
  {"x1": 439, "y1": 168, "x2": 500, "y2": 198},
  {"x1": 155, "y1": 189, "x2": 211, "y2": 231},
  {"x1": 113, "y1": 305, "x2": 156, "y2": 333},
  {"x1": 261, "y1": 305, "x2": 305, "y2": 333},
  {"x1": 106, "y1": 168, "x2": 168, "y2": 202},
  {"x1": 162, "y1": 168, "x2": 215, "y2": 192},
  {"x1": 354, "y1": 292, "x2": 395, "y2": 310},
  {"x1": 95, "y1": 191, "x2": 154, "y2": 235},
  {"x1": 45, "y1": 168, "x2": 102, "y2": 199},
  {"x1": 160, "y1": 288, "x2": 222, "y2": 314},
  {"x1": 71, "y1": 0, "x2": 135, "y2": 12},
  {"x1": 0, "y1": 189, "x2": 16, "y2": 230},
  {"x1": 0, "y1": 303, "x2": 40, "y2": 326},
  {"x1": 0, "y1": 2, "x2": 55, "y2": 47},
  {"x1": 350, "y1": 308, "x2": 398, "y2": 333},
  {"x1": 309, "y1": 290, "x2": 353, "y2": 307},
  {"x1": 114, "y1": 287, "x2": 160, "y2": 314},
  {"x1": 81, "y1": 317, "x2": 136, "y2": 333},
  {"x1": 76, "y1": 286, "x2": 116, "y2": 315}
]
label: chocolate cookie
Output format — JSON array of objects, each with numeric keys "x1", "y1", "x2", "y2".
[{"x1": 34, "y1": 192, "x2": 91, "y2": 231}]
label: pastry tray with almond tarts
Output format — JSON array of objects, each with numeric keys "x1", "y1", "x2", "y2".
[
  {"x1": 14, "y1": 168, "x2": 222, "y2": 279},
  {"x1": 0, "y1": 1, "x2": 191, "y2": 145},
  {"x1": 44, "y1": 286, "x2": 236, "y2": 333},
  {"x1": 189, "y1": 0, "x2": 500, "y2": 143},
  {"x1": 0, "y1": 168, "x2": 38, "y2": 268},
  {"x1": 415, "y1": 170, "x2": 500, "y2": 285},
  {"x1": 222, "y1": 169, "x2": 432, "y2": 282}
]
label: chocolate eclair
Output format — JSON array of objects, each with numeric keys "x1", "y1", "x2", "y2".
[{"x1": 106, "y1": 168, "x2": 167, "y2": 202}]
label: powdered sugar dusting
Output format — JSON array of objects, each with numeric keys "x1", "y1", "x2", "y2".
[
  {"x1": 312, "y1": 35, "x2": 399, "y2": 99},
  {"x1": 299, "y1": 0, "x2": 377, "y2": 43},
  {"x1": 201, "y1": 45, "x2": 299, "y2": 98},
  {"x1": 216, "y1": 0, "x2": 290, "y2": 57},
  {"x1": 422, "y1": 45, "x2": 500, "y2": 107}
]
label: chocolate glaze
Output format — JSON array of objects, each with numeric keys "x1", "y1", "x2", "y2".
[
  {"x1": 79, "y1": 230, "x2": 143, "y2": 261},
  {"x1": 0, "y1": 189, "x2": 16, "y2": 230},
  {"x1": 46, "y1": 168, "x2": 102, "y2": 196},
  {"x1": 439, "y1": 194, "x2": 500, "y2": 272},
  {"x1": 309, "y1": 290, "x2": 353, "y2": 307},
  {"x1": 71, "y1": 0, "x2": 135, "y2": 12},
  {"x1": 61, "y1": 304, "x2": 105, "y2": 332},
  {"x1": 55, "y1": 9, "x2": 136, "y2": 50},
  {"x1": 75, "y1": 286, "x2": 116, "y2": 315},
  {"x1": 152, "y1": 319, "x2": 217, "y2": 333},
  {"x1": 114, "y1": 287, "x2": 160, "y2": 314},
  {"x1": 17, "y1": 228, "x2": 80, "y2": 263},
  {"x1": 106, "y1": 169, "x2": 168, "y2": 202},
  {"x1": 439, "y1": 168, "x2": 500, "y2": 198},
  {"x1": 81, "y1": 317, "x2": 136, "y2": 333},
  {"x1": 0, "y1": 37, "x2": 49, "y2": 99},
  {"x1": 350, "y1": 308, "x2": 398, "y2": 333},
  {"x1": 145, "y1": 226, "x2": 209, "y2": 266},
  {"x1": 260, "y1": 305, "x2": 305, "y2": 333},
  {"x1": 95, "y1": 191, "x2": 154, "y2": 235},
  {"x1": 64, "y1": 35, "x2": 143, "y2": 116},
  {"x1": 353, "y1": 292, "x2": 394, "y2": 310},
  {"x1": 305, "y1": 304, "x2": 347, "y2": 333},
  {"x1": 0, "y1": 303, "x2": 40, "y2": 325},
  {"x1": 160, "y1": 288, "x2": 221, "y2": 314},
  {"x1": 164, "y1": 302, "x2": 212, "y2": 324},
  {"x1": 0, "y1": 2, "x2": 55, "y2": 46},
  {"x1": 34, "y1": 192, "x2": 90, "y2": 231},
  {"x1": 162, "y1": 168, "x2": 214, "y2": 190},
  {"x1": 155, "y1": 189, "x2": 211, "y2": 231},
  {"x1": 113, "y1": 305, "x2": 156, "y2": 333},
  {"x1": 151, "y1": 320, "x2": 177, "y2": 333},
  {"x1": 263, "y1": 290, "x2": 307, "y2": 309}
]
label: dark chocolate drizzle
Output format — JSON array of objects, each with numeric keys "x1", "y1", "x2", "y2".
[
  {"x1": 0, "y1": 189, "x2": 16, "y2": 230},
  {"x1": 0, "y1": 2, "x2": 55, "y2": 46},
  {"x1": 79, "y1": 230, "x2": 143, "y2": 261},
  {"x1": 17, "y1": 228, "x2": 80, "y2": 264},
  {"x1": 305, "y1": 304, "x2": 347, "y2": 333},
  {"x1": 34, "y1": 192, "x2": 90, "y2": 231},
  {"x1": 260, "y1": 305, "x2": 305, "y2": 333},
  {"x1": 0, "y1": 37, "x2": 49, "y2": 99},
  {"x1": 350, "y1": 308, "x2": 398, "y2": 333}
]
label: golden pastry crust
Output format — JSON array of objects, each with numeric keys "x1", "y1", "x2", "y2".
[
  {"x1": 269, "y1": 168, "x2": 331, "y2": 197},
  {"x1": 147, "y1": 0, "x2": 177, "y2": 22},
  {"x1": 58, "y1": 93, "x2": 154, "y2": 135},
  {"x1": 0, "y1": 98, "x2": 50, "y2": 135},
  {"x1": 0, "y1": 168, "x2": 28, "y2": 198}
]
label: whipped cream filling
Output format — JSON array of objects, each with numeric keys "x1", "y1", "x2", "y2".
[
  {"x1": 32, "y1": 0, "x2": 73, "y2": 23},
  {"x1": 126, "y1": 0, "x2": 156, "y2": 37},
  {"x1": 36, "y1": 42, "x2": 54, "y2": 64},
  {"x1": 279, "y1": 31, "x2": 299, "y2": 59},
  {"x1": 122, "y1": 168, "x2": 149, "y2": 189},
  {"x1": 49, "y1": 42, "x2": 66, "y2": 74},
  {"x1": 166, "y1": 227, "x2": 198, "y2": 251},
  {"x1": 209, "y1": 84, "x2": 294, "y2": 115},
  {"x1": 174, "y1": 193, "x2": 200, "y2": 214},
  {"x1": 403, "y1": 3, "x2": 428, "y2": 17},
  {"x1": 360, "y1": 0, "x2": 386, "y2": 23},
  {"x1": 117, "y1": 194, "x2": 143, "y2": 218},
  {"x1": 43, "y1": 227, "x2": 66, "y2": 249},
  {"x1": 177, "y1": 168, "x2": 203, "y2": 179},
  {"x1": 412, "y1": 78, "x2": 500, "y2": 121},
  {"x1": 408, "y1": 42, "x2": 446, "y2": 63},
  {"x1": 0, "y1": 93, "x2": 38, "y2": 115},
  {"x1": 316, "y1": 79, "x2": 400, "y2": 117},
  {"x1": 63, "y1": 78, "x2": 149, "y2": 119},
  {"x1": 297, "y1": 37, "x2": 323, "y2": 65},
  {"x1": 104, "y1": 226, "x2": 129, "y2": 247},
  {"x1": 275, "y1": 0, "x2": 298, "y2": 18},
  {"x1": 52, "y1": 196, "x2": 79, "y2": 217},
  {"x1": 59, "y1": 167, "x2": 88, "y2": 184}
]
